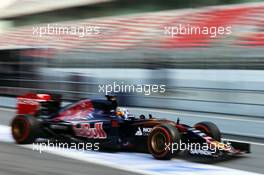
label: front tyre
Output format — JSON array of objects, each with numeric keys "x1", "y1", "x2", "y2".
[
  {"x1": 194, "y1": 121, "x2": 221, "y2": 141},
  {"x1": 147, "y1": 124, "x2": 180, "y2": 160},
  {"x1": 11, "y1": 115, "x2": 41, "y2": 144}
]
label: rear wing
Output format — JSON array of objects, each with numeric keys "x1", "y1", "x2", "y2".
[{"x1": 17, "y1": 93, "x2": 61, "y2": 116}]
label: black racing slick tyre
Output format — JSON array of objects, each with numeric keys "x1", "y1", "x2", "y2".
[
  {"x1": 147, "y1": 124, "x2": 180, "y2": 160},
  {"x1": 194, "y1": 121, "x2": 221, "y2": 141},
  {"x1": 11, "y1": 115, "x2": 41, "y2": 144}
]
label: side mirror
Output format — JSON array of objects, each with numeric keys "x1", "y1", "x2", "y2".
[{"x1": 177, "y1": 117, "x2": 180, "y2": 124}]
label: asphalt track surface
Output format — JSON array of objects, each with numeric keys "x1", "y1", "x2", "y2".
[
  {"x1": 0, "y1": 142, "x2": 141, "y2": 175},
  {"x1": 0, "y1": 108, "x2": 263, "y2": 175}
]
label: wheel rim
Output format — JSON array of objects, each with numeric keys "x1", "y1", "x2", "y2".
[
  {"x1": 12, "y1": 118, "x2": 29, "y2": 141},
  {"x1": 151, "y1": 131, "x2": 168, "y2": 153}
]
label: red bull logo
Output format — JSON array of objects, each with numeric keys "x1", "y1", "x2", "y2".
[{"x1": 73, "y1": 122, "x2": 107, "y2": 139}]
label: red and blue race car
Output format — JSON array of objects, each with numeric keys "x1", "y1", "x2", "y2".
[{"x1": 11, "y1": 92, "x2": 250, "y2": 160}]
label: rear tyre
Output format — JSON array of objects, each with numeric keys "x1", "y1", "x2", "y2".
[
  {"x1": 147, "y1": 123, "x2": 180, "y2": 160},
  {"x1": 194, "y1": 121, "x2": 221, "y2": 141},
  {"x1": 11, "y1": 115, "x2": 41, "y2": 144}
]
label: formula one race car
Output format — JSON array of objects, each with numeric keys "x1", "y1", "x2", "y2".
[{"x1": 11, "y1": 93, "x2": 250, "y2": 160}]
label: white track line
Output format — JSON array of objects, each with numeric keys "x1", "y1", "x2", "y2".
[
  {"x1": 222, "y1": 139, "x2": 264, "y2": 147},
  {"x1": 0, "y1": 107, "x2": 15, "y2": 112},
  {"x1": 128, "y1": 107, "x2": 264, "y2": 123}
]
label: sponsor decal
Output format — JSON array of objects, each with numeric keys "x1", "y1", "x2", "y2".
[
  {"x1": 135, "y1": 127, "x2": 152, "y2": 136},
  {"x1": 17, "y1": 97, "x2": 39, "y2": 105},
  {"x1": 189, "y1": 149, "x2": 212, "y2": 156},
  {"x1": 135, "y1": 127, "x2": 143, "y2": 136},
  {"x1": 73, "y1": 122, "x2": 107, "y2": 139}
]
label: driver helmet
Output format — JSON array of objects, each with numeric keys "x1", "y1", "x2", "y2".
[{"x1": 116, "y1": 107, "x2": 131, "y2": 119}]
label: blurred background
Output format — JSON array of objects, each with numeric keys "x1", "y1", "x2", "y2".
[{"x1": 0, "y1": 0, "x2": 264, "y2": 117}]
